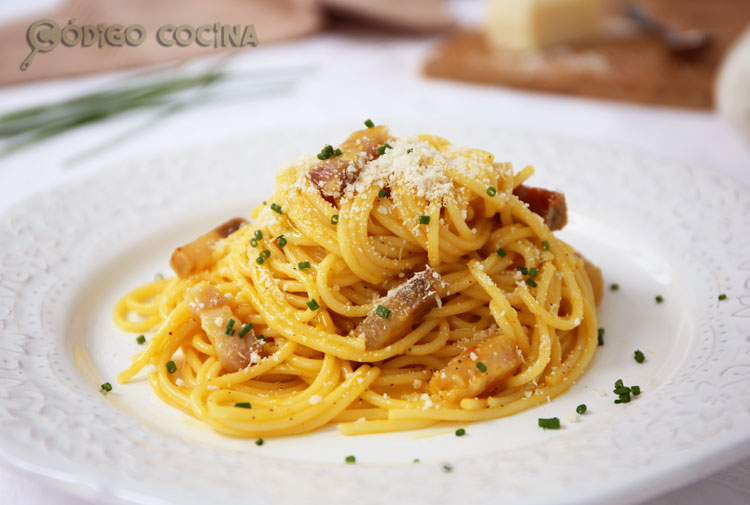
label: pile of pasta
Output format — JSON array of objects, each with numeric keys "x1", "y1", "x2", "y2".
[{"x1": 114, "y1": 124, "x2": 602, "y2": 437}]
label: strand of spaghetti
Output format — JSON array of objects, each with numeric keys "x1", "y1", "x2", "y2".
[
  {"x1": 117, "y1": 303, "x2": 194, "y2": 383},
  {"x1": 338, "y1": 186, "x2": 396, "y2": 283},
  {"x1": 371, "y1": 369, "x2": 432, "y2": 388},
  {"x1": 405, "y1": 319, "x2": 450, "y2": 356},
  {"x1": 214, "y1": 354, "x2": 340, "y2": 411},
  {"x1": 511, "y1": 202, "x2": 584, "y2": 329},
  {"x1": 426, "y1": 295, "x2": 486, "y2": 318},
  {"x1": 315, "y1": 253, "x2": 372, "y2": 317},
  {"x1": 332, "y1": 408, "x2": 388, "y2": 422},
  {"x1": 426, "y1": 202, "x2": 441, "y2": 267},
  {"x1": 339, "y1": 419, "x2": 438, "y2": 436},
  {"x1": 147, "y1": 328, "x2": 197, "y2": 413},
  {"x1": 468, "y1": 260, "x2": 527, "y2": 344},
  {"x1": 195, "y1": 356, "x2": 221, "y2": 384},
  {"x1": 204, "y1": 364, "x2": 379, "y2": 436},
  {"x1": 505, "y1": 322, "x2": 552, "y2": 388},
  {"x1": 513, "y1": 165, "x2": 534, "y2": 187},
  {"x1": 444, "y1": 197, "x2": 475, "y2": 239},
  {"x1": 188, "y1": 339, "x2": 299, "y2": 421}
]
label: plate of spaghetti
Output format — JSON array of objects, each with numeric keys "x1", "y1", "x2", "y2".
[{"x1": 0, "y1": 122, "x2": 748, "y2": 505}]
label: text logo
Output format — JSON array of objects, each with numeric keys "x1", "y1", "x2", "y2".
[{"x1": 22, "y1": 19, "x2": 259, "y2": 70}]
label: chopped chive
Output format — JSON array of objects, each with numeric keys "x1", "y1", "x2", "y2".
[
  {"x1": 528, "y1": 267, "x2": 539, "y2": 278},
  {"x1": 634, "y1": 350, "x2": 645, "y2": 363},
  {"x1": 364, "y1": 119, "x2": 374, "y2": 128},
  {"x1": 255, "y1": 438, "x2": 264, "y2": 446},
  {"x1": 655, "y1": 295, "x2": 664, "y2": 304},
  {"x1": 610, "y1": 283, "x2": 619, "y2": 291},
  {"x1": 576, "y1": 404, "x2": 587, "y2": 415},
  {"x1": 317, "y1": 144, "x2": 335, "y2": 160},
  {"x1": 378, "y1": 188, "x2": 388, "y2": 198},
  {"x1": 718, "y1": 293, "x2": 727, "y2": 301},
  {"x1": 376, "y1": 305, "x2": 391, "y2": 319},
  {"x1": 613, "y1": 378, "x2": 640, "y2": 404},
  {"x1": 476, "y1": 362, "x2": 487, "y2": 373},
  {"x1": 486, "y1": 186, "x2": 497, "y2": 197},
  {"x1": 154, "y1": 273, "x2": 164, "y2": 281},
  {"x1": 250, "y1": 238, "x2": 258, "y2": 247},
  {"x1": 224, "y1": 319, "x2": 236, "y2": 335},
  {"x1": 307, "y1": 299, "x2": 320, "y2": 311},
  {"x1": 254, "y1": 230, "x2": 263, "y2": 241},
  {"x1": 277, "y1": 235, "x2": 287, "y2": 248},
  {"x1": 407, "y1": 148, "x2": 413, "y2": 154},
  {"x1": 270, "y1": 203, "x2": 283, "y2": 214},
  {"x1": 455, "y1": 428, "x2": 466, "y2": 437},
  {"x1": 237, "y1": 323, "x2": 254, "y2": 338},
  {"x1": 256, "y1": 256, "x2": 265, "y2": 265},
  {"x1": 256, "y1": 334, "x2": 266, "y2": 341},
  {"x1": 615, "y1": 393, "x2": 631, "y2": 404},
  {"x1": 100, "y1": 382, "x2": 112, "y2": 393},
  {"x1": 538, "y1": 417, "x2": 560, "y2": 429},
  {"x1": 298, "y1": 261, "x2": 311, "y2": 270},
  {"x1": 517, "y1": 266, "x2": 528, "y2": 275},
  {"x1": 136, "y1": 334, "x2": 146, "y2": 345},
  {"x1": 377, "y1": 143, "x2": 392, "y2": 156},
  {"x1": 525, "y1": 278, "x2": 538, "y2": 288},
  {"x1": 166, "y1": 361, "x2": 177, "y2": 373},
  {"x1": 331, "y1": 214, "x2": 339, "y2": 225},
  {"x1": 234, "y1": 402, "x2": 252, "y2": 409},
  {"x1": 541, "y1": 240, "x2": 550, "y2": 251},
  {"x1": 496, "y1": 248, "x2": 507, "y2": 258},
  {"x1": 597, "y1": 328, "x2": 605, "y2": 346},
  {"x1": 260, "y1": 249, "x2": 271, "y2": 259},
  {"x1": 419, "y1": 215, "x2": 431, "y2": 225},
  {"x1": 442, "y1": 464, "x2": 453, "y2": 473},
  {"x1": 413, "y1": 458, "x2": 420, "y2": 463},
  {"x1": 345, "y1": 455, "x2": 356, "y2": 464},
  {"x1": 333, "y1": 148, "x2": 342, "y2": 156}
]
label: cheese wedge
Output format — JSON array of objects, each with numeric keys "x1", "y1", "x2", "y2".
[{"x1": 485, "y1": 0, "x2": 605, "y2": 50}]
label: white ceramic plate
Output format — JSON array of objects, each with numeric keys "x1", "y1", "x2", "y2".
[{"x1": 0, "y1": 124, "x2": 748, "y2": 505}]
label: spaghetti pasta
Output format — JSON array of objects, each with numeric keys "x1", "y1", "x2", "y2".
[{"x1": 114, "y1": 124, "x2": 603, "y2": 437}]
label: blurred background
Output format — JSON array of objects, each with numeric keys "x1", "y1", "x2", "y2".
[{"x1": 0, "y1": 0, "x2": 748, "y2": 504}]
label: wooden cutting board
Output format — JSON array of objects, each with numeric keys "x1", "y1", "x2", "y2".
[{"x1": 423, "y1": 0, "x2": 750, "y2": 109}]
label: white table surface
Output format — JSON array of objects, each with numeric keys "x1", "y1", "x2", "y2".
[{"x1": 0, "y1": 1, "x2": 748, "y2": 504}]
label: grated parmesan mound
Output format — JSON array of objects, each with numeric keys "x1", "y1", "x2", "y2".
[{"x1": 342, "y1": 136, "x2": 477, "y2": 203}]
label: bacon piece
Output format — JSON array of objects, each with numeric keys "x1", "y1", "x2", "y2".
[
  {"x1": 308, "y1": 125, "x2": 390, "y2": 204},
  {"x1": 185, "y1": 283, "x2": 264, "y2": 373},
  {"x1": 351, "y1": 267, "x2": 444, "y2": 350},
  {"x1": 430, "y1": 332, "x2": 521, "y2": 404},
  {"x1": 513, "y1": 185, "x2": 568, "y2": 231},
  {"x1": 170, "y1": 217, "x2": 247, "y2": 278}
]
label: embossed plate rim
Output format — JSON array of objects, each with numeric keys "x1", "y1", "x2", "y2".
[{"x1": 0, "y1": 124, "x2": 748, "y2": 505}]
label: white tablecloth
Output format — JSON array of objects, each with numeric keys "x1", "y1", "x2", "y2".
[{"x1": 0, "y1": 1, "x2": 748, "y2": 503}]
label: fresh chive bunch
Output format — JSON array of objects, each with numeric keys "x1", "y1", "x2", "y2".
[{"x1": 0, "y1": 70, "x2": 224, "y2": 155}]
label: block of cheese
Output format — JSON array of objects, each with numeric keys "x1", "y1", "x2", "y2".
[{"x1": 484, "y1": 0, "x2": 605, "y2": 50}]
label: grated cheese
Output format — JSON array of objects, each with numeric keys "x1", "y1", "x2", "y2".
[
  {"x1": 309, "y1": 395, "x2": 323, "y2": 405},
  {"x1": 341, "y1": 137, "x2": 482, "y2": 204}
]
